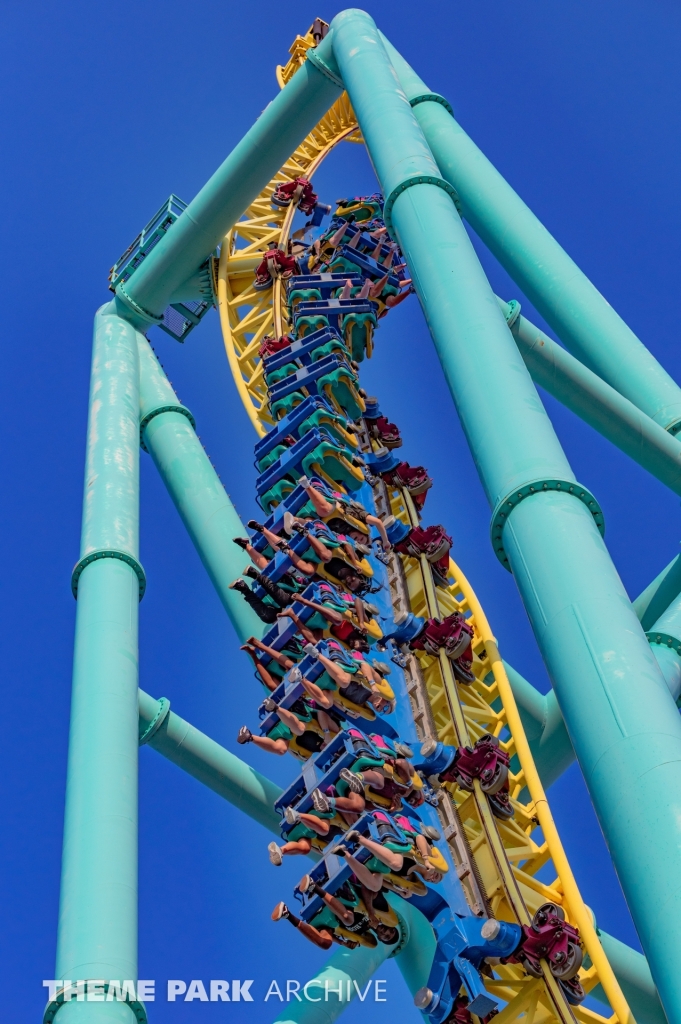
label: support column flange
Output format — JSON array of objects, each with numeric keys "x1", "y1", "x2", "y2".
[
  {"x1": 71, "y1": 550, "x2": 146, "y2": 600},
  {"x1": 491, "y1": 482, "x2": 604, "y2": 570},
  {"x1": 44, "y1": 983, "x2": 147, "y2": 1024}
]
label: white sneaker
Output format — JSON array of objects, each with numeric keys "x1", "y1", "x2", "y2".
[{"x1": 268, "y1": 842, "x2": 283, "y2": 866}]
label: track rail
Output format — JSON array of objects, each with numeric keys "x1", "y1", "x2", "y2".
[{"x1": 217, "y1": 23, "x2": 634, "y2": 1024}]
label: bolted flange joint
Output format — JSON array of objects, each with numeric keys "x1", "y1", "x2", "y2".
[
  {"x1": 491, "y1": 479, "x2": 605, "y2": 570},
  {"x1": 71, "y1": 550, "x2": 146, "y2": 601}
]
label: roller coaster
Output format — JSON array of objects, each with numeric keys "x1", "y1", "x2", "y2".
[{"x1": 51, "y1": 12, "x2": 681, "y2": 1024}]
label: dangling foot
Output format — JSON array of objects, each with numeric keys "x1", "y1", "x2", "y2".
[
  {"x1": 262, "y1": 697, "x2": 278, "y2": 712},
  {"x1": 271, "y1": 901, "x2": 289, "y2": 921},
  {"x1": 421, "y1": 824, "x2": 441, "y2": 841},
  {"x1": 268, "y1": 842, "x2": 284, "y2": 866},
  {"x1": 247, "y1": 520, "x2": 265, "y2": 533},
  {"x1": 284, "y1": 806, "x2": 301, "y2": 825},
  {"x1": 244, "y1": 565, "x2": 260, "y2": 581},
  {"x1": 311, "y1": 788, "x2": 331, "y2": 813},
  {"x1": 229, "y1": 578, "x2": 248, "y2": 592},
  {"x1": 237, "y1": 726, "x2": 253, "y2": 744},
  {"x1": 283, "y1": 512, "x2": 298, "y2": 536},
  {"x1": 297, "y1": 475, "x2": 311, "y2": 489},
  {"x1": 339, "y1": 768, "x2": 365, "y2": 795},
  {"x1": 297, "y1": 874, "x2": 316, "y2": 895},
  {"x1": 232, "y1": 537, "x2": 250, "y2": 550},
  {"x1": 393, "y1": 742, "x2": 414, "y2": 758},
  {"x1": 303, "y1": 643, "x2": 320, "y2": 659}
]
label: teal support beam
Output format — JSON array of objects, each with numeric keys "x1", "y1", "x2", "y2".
[
  {"x1": 497, "y1": 298, "x2": 681, "y2": 496},
  {"x1": 138, "y1": 690, "x2": 281, "y2": 833},
  {"x1": 504, "y1": 662, "x2": 575, "y2": 789},
  {"x1": 381, "y1": 36, "x2": 681, "y2": 434},
  {"x1": 331, "y1": 16, "x2": 681, "y2": 1021},
  {"x1": 137, "y1": 335, "x2": 263, "y2": 641},
  {"x1": 115, "y1": 35, "x2": 342, "y2": 328},
  {"x1": 647, "y1": 593, "x2": 681, "y2": 702},
  {"x1": 506, "y1": 551, "x2": 681, "y2": 789},
  {"x1": 593, "y1": 931, "x2": 666, "y2": 1024},
  {"x1": 54, "y1": 306, "x2": 143, "y2": 1023},
  {"x1": 634, "y1": 554, "x2": 681, "y2": 630}
]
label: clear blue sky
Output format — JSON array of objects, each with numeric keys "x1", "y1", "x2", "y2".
[{"x1": 2, "y1": 1, "x2": 681, "y2": 1021}]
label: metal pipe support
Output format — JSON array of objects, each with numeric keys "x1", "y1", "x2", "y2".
[
  {"x1": 137, "y1": 334, "x2": 263, "y2": 641},
  {"x1": 138, "y1": 689, "x2": 281, "y2": 833},
  {"x1": 380, "y1": 34, "x2": 681, "y2": 433},
  {"x1": 55, "y1": 306, "x2": 144, "y2": 1023},
  {"x1": 497, "y1": 298, "x2": 681, "y2": 496},
  {"x1": 331, "y1": 15, "x2": 681, "y2": 1019},
  {"x1": 116, "y1": 35, "x2": 343, "y2": 327}
]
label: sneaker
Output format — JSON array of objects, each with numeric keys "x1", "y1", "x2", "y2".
[
  {"x1": 271, "y1": 901, "x2": 289, "y2": 921},
  {"x1": 237, "y1": 726, "x2": 252, "y2": 744},
  {"x1": 283, "y1": 512, "x2": 296, "y2": 536},
  {"x1": 247, "y1": 520, "x2": 265, "y2": 533},
  {"x1": 228, "y1": 578, "x2": 246, "y2": 591},
  {"x1": 421, "y1": 825, "x2": 441, "y2": 842},
  {"x1": 262, "y1": 697, "x2": 278, "y2": 712},
  {"x1": 284, "y1": 806, "x2": 300, "y2": 825},
  {"x1": 268, "y1": 842, "x2": 283, "y2": 866},
  {"x1": 381, "y1": 515, "x2": 396, "y2": 528},
  {"x1": 339, "y1": 768, "x2": 365, "y2": 795},
  {"x1": 244, "y1": 565, "x2": 260, "y2": 580},
  {"x1": 297, "y1": 874, "x2": 315, "y2": 895},
  {"x1": 303, "y1": 643, "x2": 320, "y2": 659},
  {"x1": 297, "y1": 475, "x2": 311, "y2": 489},
  {"x1": 393, "y1": 610, "x2": 409, "y2": 625},
  {"x1": 232, "y1": 537, "x2": 250, "y2": 550},
  {"x1": 420, "y1": 737, "x2": 438, "y2": 758},
  {"x1": 288, "y1": 666, "x2": 302, "y2": 683},
  {"x1": 393, "y1": 742, "x2": 414, "y2": 758},
  {"x1": 344, "y1": 829, "x2": 360, "y2": 843},
  {"x1": 311, "y1": 788, "x2": 331, "y2": 813}
]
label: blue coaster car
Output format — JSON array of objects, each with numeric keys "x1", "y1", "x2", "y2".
[
  {"x1": 267, "y1": 353, "x2": 366, "y2": 422},
  {"x1": 255, "y1": 426, "x2": 362, "y2": 511}
]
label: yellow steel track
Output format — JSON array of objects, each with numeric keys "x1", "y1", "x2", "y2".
[{"x1": 217, "y1": 22, "x2": 635, "y2": 1024}]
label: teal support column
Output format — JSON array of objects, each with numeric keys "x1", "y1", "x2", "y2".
[
  {"x1": 634, "y1": 554, "x2": 681, "y2": 630},
  {"x1": 138, "y1": 690, "x2": 281, "y2": 833},
  {"x1": 115, "y1": 35, "x2": 342, "y2": 329},
  {"x1": 54, "y1": 306, "x2": 144, "y2": 1023},
  {"x1": 137, "y1": 335, "x2": 263, "y2": 641},
  {"x1": 380, "y1": 35, "x2": 681, "y2": 434},
  {"x1": 331, "y1": 15, "x2": 681, "y2": 1021},
  {"x1": 593, "y1": 931, "x2": 666, "y2": 1024},
  {"x1": 504, "y1": 662, "x2": 575, "y2": 789},
  {"x1": 646, "y1": 594, "x2": 681, "y2": 702},
  {"x1": 497, "y1": 298, "x2": 681, "y2": 496}
]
